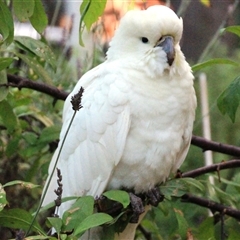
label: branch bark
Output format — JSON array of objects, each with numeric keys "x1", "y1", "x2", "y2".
[
  {"x1": 191, "y1": 135, "x2": 240, "y2": 157},
  {"x1": 5, "y1": 75, "x2": 240, "y2": 158},
  {"x1": 181, "y1": 193, "x2": 240, "y2": 221},
  {"x1": 6, "y1": 74, "x2": 68, "y2": 101},
  {"x1": 179, "y1": 159, "x2": 240, "y2": 178}
]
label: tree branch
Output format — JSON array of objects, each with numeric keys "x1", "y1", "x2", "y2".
[
  {"x1": 179, "y1": 159, "x2": 240, "y2": 178},
  {"x1": 191, "y1": 135, "x2": 240, "y2": 157},
  {"x1": 5, "y1": 75, "x2": 240, "y2": 158},
  {"x1": 181, "y1": 193, "x2": 240, "y2": 221},
  {"x1": 6, "y1": 74, "x2": 68, "y2": 101}
]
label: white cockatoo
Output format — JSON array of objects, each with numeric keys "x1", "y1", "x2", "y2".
[{"x1": 43, "y1": 5, "x2": 196, "y2": 239}]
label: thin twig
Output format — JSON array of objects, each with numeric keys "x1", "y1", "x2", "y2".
[
  {"x1": 179, "y1": 159, "x2": 240, "y2": 178},
  {"x1": 25, "y1": 112, "x2": 77, "y2": 237},
  {"x1": 25, "y1": 88, "x2": 84, "y2": 237},
  {"x1": 5, "y1": 77, "x2": 240, "y2": 160},
  {"x1": 220, "y1": 212, "x2": 227, "y2": 240},
  {"x1": 138, "y1": 224, "x2": 152, "y2": 240}
]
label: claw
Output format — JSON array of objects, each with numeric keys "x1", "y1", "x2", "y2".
[
  {"x1": 129, "y1": 192, "x2": 145, "y2": 223},
  {"x1": 175, "y1": 169, "x2": 183, "y2": 178},
  {"x1": 146, "y1": 187, "x2": 164, "y2": 207}
]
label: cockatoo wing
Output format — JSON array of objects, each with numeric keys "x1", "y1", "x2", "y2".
[{"x1": 43, "y1": 63, "x2": 131, "y2": 214}]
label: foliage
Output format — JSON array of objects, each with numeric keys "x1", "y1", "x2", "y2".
[
  {"x1": 0, "y1": 0, "x2": 240, "y2": 240},
  {"x1": 217, "y1": 76, "x2": 240, "y2": 123},
  {"x1": 79, "y1": 0, "x2": 107, "y2": 46}
]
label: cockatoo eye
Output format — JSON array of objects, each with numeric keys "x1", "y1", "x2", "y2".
[{"x1": 141, "y1": 37, "x2": 149, "y2": 43}]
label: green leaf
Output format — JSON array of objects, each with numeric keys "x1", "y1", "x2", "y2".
[
  {"x1": 0, "y1": 208, "x2": 45, "y2": 234},
  {"x1": 179, "y1": 177, "x2": 205, "y2": 192},
  {"x1": 161, "y1": 179, "x2": 188, "y2": 198},
  {"x1": 13, "y1": 0, "x2": 35, "y2": 22},
  {"x1": 59, "y1": 234, "x2": 70, "y2": 240},
  {"x1": 62, "y1": 196, "x2": 94, "y2": 232},
  {"x1": 223, "y1": 26, "x2": 240, "y2": 38},
  {"x1": 173, "y1": 208, "x2": 189, "y2": 239},
  {"x1": 79, "y1": 0, "x2": 107, "y2": 46},
  {"x1": 200, "y1": 0, "x2": 211, "y2": 7},
  {"x1": 217, "y1": 76, "x2": 240, "y2": 123},
  {"x1": 0, "y1": 70, "x2": 8, "y2": 101},
  {"x1": 19, "y1": 143, "x2": 46, "y2": 158},
  {"x1": 29, "y1": 0, "x2": 48, "y2": 34},
  {"x1": 213, "y1": 175, "x2": 240, "y2": 188},
  {"x1": 0, "y1": 1, "x2": 14, "y2": 46},
  {"x1": 80, "y1": 0, "x2": 107, "y2": 30},
  {"x1": 24, "y1": 236, "x2": 56, "y2": 240},
  {"x1": 14, "y1": 36, "x2": 56, "y2": 70},
  {"x1": 38, "y1": 125, "x2": 61, "y2": 144},
  {"x1": 3, "y1": 180, "x2": 40, "y2": 189},
  {"x1": 0, "y1": 184, "x2": 8, "y2": 212},
  {"x1": 14, "y1": 52, "x2": 52, "y2": 84},
  {"x1": 0, "y1": 99, "x2": 18, "y2": 133},
  {"x1": 226, "y1": 218, "x2": 240, "y2": 240},
  {"x1": 46, "y1": 217, "x2": 63, "y2": 234},
  {"x1": 158, "y1": 201, "x2": 170, "y2": 216},
  {"x1": 6, "y1": 134, "x2": 21, "y2": 157},
  {"x1": 195, "y1": 217, "x2": 216, "y2": 240},
  {"x1": 74, "y1": 213, "x2": 113, "y2": 237},
  {"x1": 103, "y1": 190, "x2": 130, "y2": 208},
  {"x1": 100, "y1": 225, "x2": 115, "y2": 240},
  {"x1": 228, "y1": 228, "x2": 240, "y2": 240},
  {"x1": 0, "y1": 57, "x2": 14, "y2": 71},
  {"x1": 38, "y1": 196, "x2": 78, "y2": 214},
  {"x1": 192, "y1": 58, "x2": 239, "y2": 72},
  {"x1": 212, "y1": 185, "x2": 235, "y2": 205},
  {"x1": 22, "y1": 131, "x2": 38, "y2": 145}
]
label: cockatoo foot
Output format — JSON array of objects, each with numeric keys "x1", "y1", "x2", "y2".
[
  {"x1": 129, "y1": 192, "x2": 145, "y2": 223},
  {"x1": 175, "y1": 169, "x2": 183, "y2": 178},
  {"x1": 146, "y1": 187, "x2": 164, "y2": 207}
]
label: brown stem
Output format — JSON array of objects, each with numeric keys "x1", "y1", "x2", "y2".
[
  {"x1": 181, "y1": 193, "x2": 240, "y2": 221},
  {"x1": 191, "y1": 135, "x2": 240, "y2": 157},
  {"x1": 5, "y1": 76, "x2": 240, "y2": 158},
  {"x1": 180, "y1": 159, "x2": 240, "y2": 178},
  {"x1": 6, "y1": 74, "x2": 68, "y2": 100}
]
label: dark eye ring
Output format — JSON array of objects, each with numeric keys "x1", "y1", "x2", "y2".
[{"x1": 141, "y1": 37, "x2": 149, "y2": 43}]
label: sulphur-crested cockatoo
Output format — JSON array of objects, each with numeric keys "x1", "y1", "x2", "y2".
[{"x1": 43, "y1": 5, "x2": 196, "y2": 239}]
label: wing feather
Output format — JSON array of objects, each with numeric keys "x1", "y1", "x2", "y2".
[{"x1": 43, "y1": 65, "x2": 131, "y2": 215}]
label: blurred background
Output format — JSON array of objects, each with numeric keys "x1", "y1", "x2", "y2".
[{"x1": 1, "y1": 0, "x2": 240, "y2": 239}]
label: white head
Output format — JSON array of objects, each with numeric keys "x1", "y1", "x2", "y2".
[{"x1": 106, "y1": 5, "x2": 184, "y2": 77}]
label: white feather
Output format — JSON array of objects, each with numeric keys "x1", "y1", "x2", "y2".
[{"x1": 42, "y1": 5, "x2": 196, "y2": 239}]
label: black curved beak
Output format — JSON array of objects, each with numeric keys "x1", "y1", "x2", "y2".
[{"x1": 155, "y1": 36, "x2": 175, "y2": 66}]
